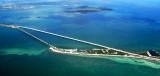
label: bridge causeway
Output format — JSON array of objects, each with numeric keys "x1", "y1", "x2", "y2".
[
  {"x1": 0, "y1": 24, "x2": 139, "y2": 56},
  {"x1": 17, "y1": 28, "x2": 52, "y2": 47}
]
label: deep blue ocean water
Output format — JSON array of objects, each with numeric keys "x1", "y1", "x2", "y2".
[{"x1": 0, "y1": 0, "x2": 160, "y2": 76}]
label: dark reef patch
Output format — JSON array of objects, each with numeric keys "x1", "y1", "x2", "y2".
[
  {"x1": 64, "y1": 6, "x2": 113, "y2": 14},
  {"x1": 0, "y1": 16, "x2": 11, "y2": 19},
  {"x1": 17, "y1": 16, "x2": 30, "y2": 20}
]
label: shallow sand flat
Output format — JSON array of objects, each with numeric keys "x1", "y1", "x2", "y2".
[
  {"x1": 55, "y1": 52, "x2": 160, "y2": 69},
  {"x1": 0, "y1": 48, "x2": 47, "y2": 56},
  {"x1": 84, "y1": 55, "x2": 160, "y2": 69}
]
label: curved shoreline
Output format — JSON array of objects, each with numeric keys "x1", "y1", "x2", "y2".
[
  {"x1": 49, "y1": 47, "x2": 160, "y2": 61},
  {"x1": 1, "y1": 24, "x2": 160, "y2": 61},
  {"x1": 49, "y1": 47, "x2": 160, "y2": 69}
]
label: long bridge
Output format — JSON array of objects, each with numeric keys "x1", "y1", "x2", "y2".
[
  {"x1": 18, "y1": 28, "x2": 52, "y2": 47},
  {"x1": 0, "y1": 24, "x2": 140, "y2": 56},
  {"x1": 19, "y1": 26, "x2": 140, "y2": 55}
]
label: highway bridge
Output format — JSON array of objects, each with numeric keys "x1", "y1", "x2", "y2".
[{"x1": 0, "y1": 24, "x2": 139, "y2": 56}]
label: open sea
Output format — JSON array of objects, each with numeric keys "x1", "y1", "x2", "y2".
[{"x1": 0, "y1": 0, "x2": 160, "y2": 76}]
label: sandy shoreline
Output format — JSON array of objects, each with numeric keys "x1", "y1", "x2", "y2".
[{"x1": 49, "y1": 47, "x2": 160, "y2": 61}]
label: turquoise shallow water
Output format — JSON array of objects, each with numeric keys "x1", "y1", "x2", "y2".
[{"x1": 0, "y1": 0, "x2": 160, "y2": 76}]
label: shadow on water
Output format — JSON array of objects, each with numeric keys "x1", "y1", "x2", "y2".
[
  {"x1": 22, "y1": 28, "x2": 103, "y2": 49},
  {"x1": 0, "y1": 27, "x2": 47, "y2": 55}
]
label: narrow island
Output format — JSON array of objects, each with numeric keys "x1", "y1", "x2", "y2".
[
  {"x1": 64, "y1": 6, "x2": 113, "y2": 14},
  {"x1": 0, "y1": 23, "x2": 160, "y2": 62}
]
